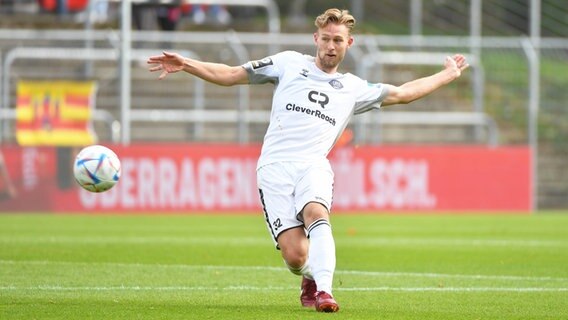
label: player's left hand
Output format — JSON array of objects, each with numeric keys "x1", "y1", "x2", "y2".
[{"x1": 445, "y1": 54, "x2": 469, "y2": 78}]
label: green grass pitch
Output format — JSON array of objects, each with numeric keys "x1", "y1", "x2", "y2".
[{"x1": 1, "y1": 212, "x2": 567, "y2": 319}]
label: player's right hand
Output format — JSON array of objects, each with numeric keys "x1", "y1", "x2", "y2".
[{"x1": 147, "y1": 51, "x2": 185, "y2": 80}]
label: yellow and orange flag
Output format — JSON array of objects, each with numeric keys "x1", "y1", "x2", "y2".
[{"x1": 16, "y1": 81, "x2": 98, "y2": 146}]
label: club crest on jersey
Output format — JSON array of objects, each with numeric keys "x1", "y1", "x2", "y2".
[
  {"x1": 251, "y1": 58, "x2": 273, "y2": 69},
  {"x1": 328, "y1": 79, "x2": 344, "y2": 89}
]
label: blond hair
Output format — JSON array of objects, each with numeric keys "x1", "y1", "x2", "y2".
[{"x1": 314, "y1": 8, "x2": 356, "y2": 33}]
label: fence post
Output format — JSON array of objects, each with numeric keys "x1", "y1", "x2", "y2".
[
  {"x1": 529, "y1": 0, "x2": 541, "y2": 212},
  {"x1": 120, "y1": 0, "x2": 132, "y2": 145},
  {"x1": 0, "y1": 50, "x2": 3, "y2": 143},
  {"x1": 410, "y1": 0, "x2": 422, "y2": 36},
  {"x1": 521, "y1": 38, "x2": 540, "y2": 212}
]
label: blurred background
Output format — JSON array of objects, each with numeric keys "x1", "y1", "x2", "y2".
[{"x1": 0, "y1": 0, "x2": 566, "y2": 211}]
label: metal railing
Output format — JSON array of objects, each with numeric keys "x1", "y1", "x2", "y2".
[
  {"x1": 0, "y1": 47, "x2": 202, "y2": 144},
  {"x1": 106, "y1": 0, "x2": 280, "y2": 34},
  {"x1": 0, "y1": 107, "x2": 120, "y2": 144},
  {"x1": 355, "y1": 51, "x2": 485, "y2": 144},
  {"x1": 128, "y1": 109, "x2": 499, "y2": 146},
  {"x1": 3, "y1": 31, "x2": 551, "y2": 147}
]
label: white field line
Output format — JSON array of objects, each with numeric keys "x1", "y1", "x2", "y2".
[
  {"x1": 0, "y1": 235, "x2": 566, "y2": 247},
  {"x1": 0, "y1": 285, "x2": 566, "y2": 293},
  {"x1": 0, "y1": 236, "x2": 268, "y2": 245},
  {"x1": 2, "y1": 259, "x2": 568, "y2": 283}
]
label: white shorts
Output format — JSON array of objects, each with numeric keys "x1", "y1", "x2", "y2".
[{"x1": 257, "y1": 160, "x2": 334, "y2": 248}]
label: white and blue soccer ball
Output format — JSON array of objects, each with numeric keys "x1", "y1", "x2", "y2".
[{"x1": 73, "y1": 145, "x2": 121, "y2": 193}]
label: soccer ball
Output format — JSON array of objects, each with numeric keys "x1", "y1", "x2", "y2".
[{"x1": 73, "y1": 145, "x2": 121, "y2": 193}]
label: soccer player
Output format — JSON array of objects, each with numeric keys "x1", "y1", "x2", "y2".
[{"x1": 147, "y1": 8, "x2": 469, "y2": 312}]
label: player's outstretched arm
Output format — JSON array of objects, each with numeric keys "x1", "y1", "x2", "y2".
[
  {"x1": 381, "y1": 54, "x2": 469, "y2": 106},
  {"x1": 147, "y1": 51, "x2": 249, "y2": 86}
]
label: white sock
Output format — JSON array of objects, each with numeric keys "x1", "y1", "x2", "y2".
[
  {"x1": 285, "y1": 260, "x2": 313, "y2": 280},
  {"x1": 307, "y1": 219, "x2": 336, "y2": 294}
]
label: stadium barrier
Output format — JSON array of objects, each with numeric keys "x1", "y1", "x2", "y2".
[{"x1": 0, "y1": 143, "x2": 530, "y2": 213}]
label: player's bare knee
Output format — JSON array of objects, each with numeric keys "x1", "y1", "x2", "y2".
[
  {"x1": 280, "y1": 245, "x2": 308, "y2": 269},
  {"x1": 285, "y1": 256, "x2": 307, "y2": 272},
  {"x1": 301, "y1": 202, "x2": 330, "y2": 227}
]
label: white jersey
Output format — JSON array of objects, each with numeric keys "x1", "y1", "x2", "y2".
[{"x1": 242, "y1": 51, "x2": 388, "y2": 169}]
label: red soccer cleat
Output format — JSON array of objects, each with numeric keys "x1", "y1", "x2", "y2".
[
  {"x1": 300, "y1": 276, "x2": 317, "y2": 307},
  {"x1": 315, "y1": 291, "x2": 339, "y2": 313}
]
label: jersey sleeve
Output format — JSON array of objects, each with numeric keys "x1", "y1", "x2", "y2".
[
  {"x1": 242, "y1": 51, "x2": 293, "y2": 85},
  {"x1": 353, "y1": 80, "x2": 389, "y2": 115}
]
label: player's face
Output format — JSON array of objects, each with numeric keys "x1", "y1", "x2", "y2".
[{"x1": 314, "y1": 23, "x2": 353, "y2": 73}]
